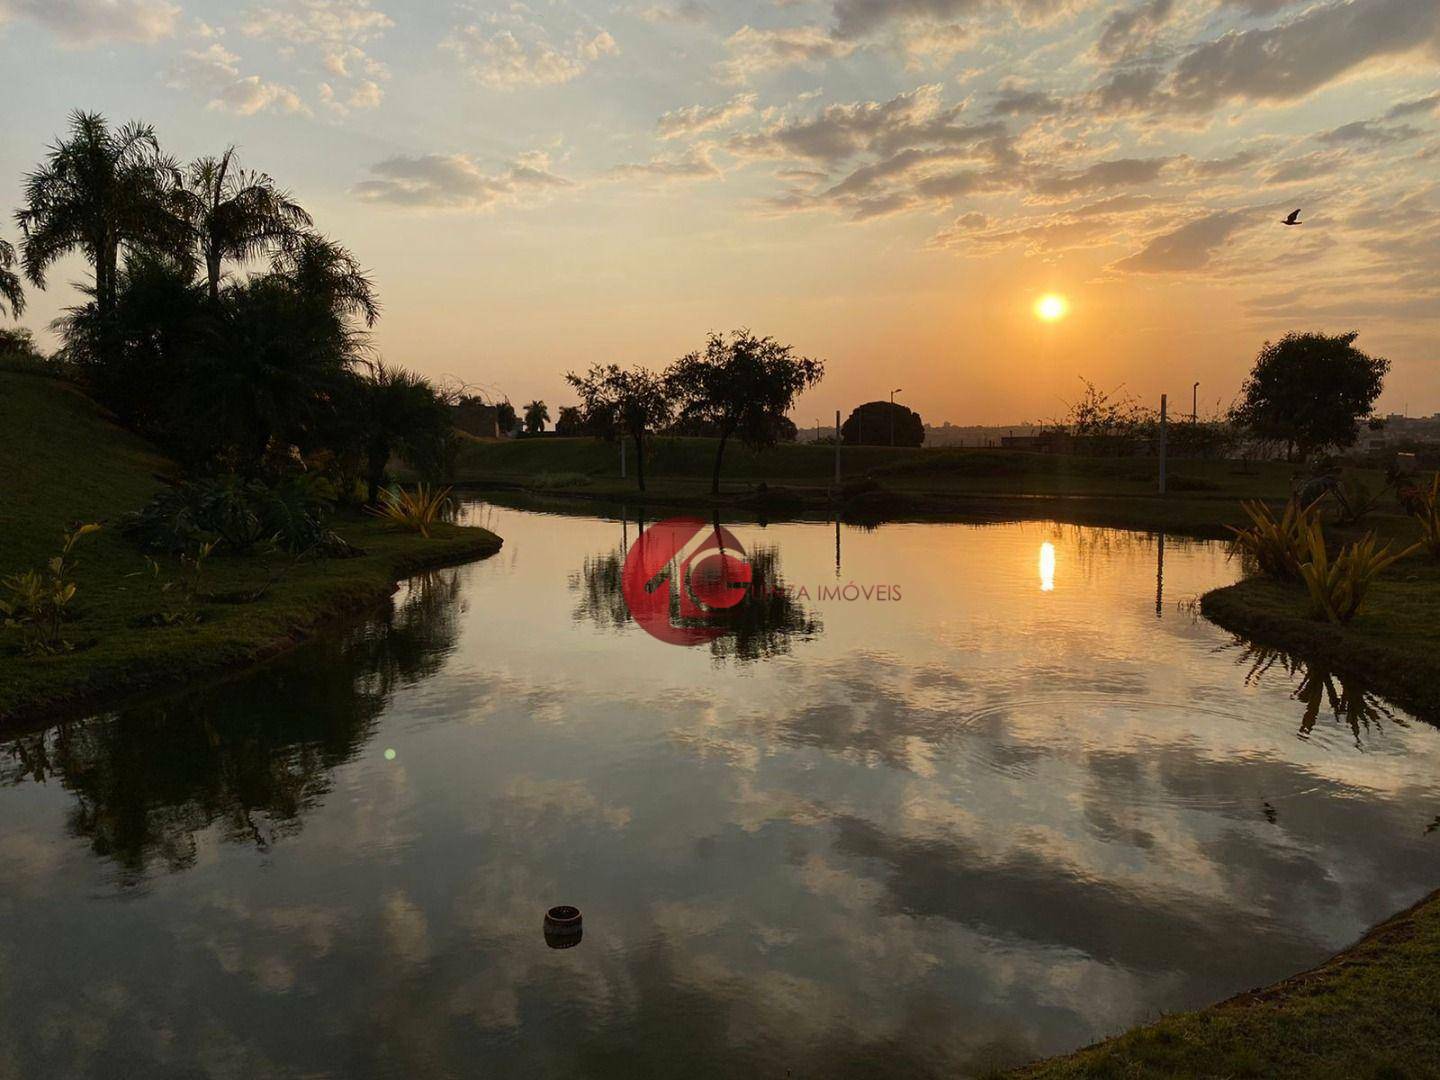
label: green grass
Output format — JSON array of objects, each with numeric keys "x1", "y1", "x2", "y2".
[
  {"x1": 1010, "y1": 886, "x2": 1440, "y2": 1079},
  {"x1": 442, "y1": 435, "x2": 1394, "y2": 538},
  {"x1": 0, "y1": 371, "x2": 502, "y2": 723},
  {"x1": 452, "y1": 434, "x2": 1310, "y2": 498}
]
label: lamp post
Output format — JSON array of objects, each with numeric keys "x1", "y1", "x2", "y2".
[
  {"x1": 1192, "y1": 382, "x2": 1199, "y2": 423},
  {"x1": 890, "y1": 388, "x2": 903, "y2": 446}
]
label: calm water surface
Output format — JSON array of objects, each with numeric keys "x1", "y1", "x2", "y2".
[{"x1": 2, "y1": 501, "x2": 1438, "y2": 1078}]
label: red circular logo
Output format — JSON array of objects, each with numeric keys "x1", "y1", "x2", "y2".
[{"x1": 620, "y1": 517, "x2": 753, "y2": 645}]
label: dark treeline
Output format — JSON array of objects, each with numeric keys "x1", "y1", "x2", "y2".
[{"x1": 8, "y1": 110, "x2": 450, "y2": 501}]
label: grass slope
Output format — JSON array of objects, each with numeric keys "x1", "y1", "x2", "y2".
[
  {"x1": 1010, "y1": 886, "x2": 1440, "y2": 1079},
  {"x1": 0, "y1": 370, "x2": 501, "y2": 723}
]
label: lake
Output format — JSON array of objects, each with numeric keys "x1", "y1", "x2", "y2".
[{"x1": 1, "y1": 500, "x2": 1436, "y2": 1078}]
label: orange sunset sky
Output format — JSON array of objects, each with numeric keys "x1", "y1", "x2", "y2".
[{"x1": 2, "y1": 0, "x2": 1436, "y2": 424}]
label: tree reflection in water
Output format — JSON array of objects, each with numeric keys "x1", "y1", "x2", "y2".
[
  {"x1": 1232, "y1": 639, "x2": 1406, "y2": 746},
  {"x1": 568, "y1": 521, "x2": 819, "y2": 662},
  {"x1": 0, "y1": 570, "x2": 465, "y2": 885}
]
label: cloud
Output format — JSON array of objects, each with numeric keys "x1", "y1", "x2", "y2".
[
  {"x1": 627, "y1": 0, "x2": 711, "y2": 23},
  {"x1": 1185, "y1": 145, "x2": 1274, "y2": 178},
  {"x1": 241, "y1": 0, "x2": 393, "y2": 109},
  {"x1": 442, "y1": 17, "x2": 619, "y2": 89},
  {"x1": 1385, "y1": 91, "x2": 1440, "y2": 119},
  {"x1": 1263, "y1": 149, "x2": 1346, "y2": 183},
  {"x1": 167, "y1": 43, "x2": 308, "y2": 116},
  {"x1": 240, "y1": 0, "x2": 392, "y2": 45},
  {"x1": 1032, "y1": 156, "x2": 1172, "y2": 198},
  {"x1": 657, "y1": 93, "x2": 757, "y2": 139},
  {"x1": 727, "y1": 84, "x2": 1001, "y2": 164},
  {"x1": 716, "y1": 24, "x2": 856, "y2": 83},
  {"x1": 988, "y1": 81, "x2": 1061, "y2": 116},
  {"x1": 1319, "y1": 118, "x2": 1422, "y2": 146},
  {"x1": 1112, "y1": 209, "x2": 1257, "y2": 272},
  {"x1": 0, "y1": 0, "x2": 179, "y2": 45},
  {"x1": 829, "y1": 0, "x2": 1079, "y2": 40},
  {"x1": 353, "y1": 152, "x2": 570, "y2": 209},
  {"x1": 607, "y1": 145, "x2": 723, "y2": 182},
  {"x1": 1095, "y1": 0, "x2": 1174, "y2": 61},
  {"x1": 1097, "y1": 0, "x2": 1440, "y2": 119}
]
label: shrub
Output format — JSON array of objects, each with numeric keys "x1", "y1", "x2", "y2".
[
  {"x1": 0, "y1": 523, "x2": 101, "y2": 654},
  {"x1": 1226, "y1": 499, "x2": 1319, "y2": 579},
  {"x1": 367, "y1": 484, "x2": 452, "y2": 538},
  {"x1": 124, "y1": 474, "x2": 346, "y2": 556},
  {"x1": 1297, "y1": 521, "x2": 1417, "y2": 624}
]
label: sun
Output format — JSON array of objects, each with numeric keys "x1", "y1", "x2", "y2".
[{"x1": 1034, "y1": 293, "x2": 1069, "y2": 322}]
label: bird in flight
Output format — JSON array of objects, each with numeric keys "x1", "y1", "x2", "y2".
[{"x1": 1281, "y1": 208, "x2": 1302, "y2": 226}]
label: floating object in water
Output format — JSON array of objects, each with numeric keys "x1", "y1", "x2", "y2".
[{"x1": 544, "y1": 905, "x2": 583, "y2": 949}]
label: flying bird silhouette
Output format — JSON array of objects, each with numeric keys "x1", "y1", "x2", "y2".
[{"x1": 1281, "y1": 208, "x2": 1302, "y2": 226}]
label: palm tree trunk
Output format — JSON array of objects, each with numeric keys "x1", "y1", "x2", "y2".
[{"x1": 634, "y1": 431, "x2": 646, "y2": 491}]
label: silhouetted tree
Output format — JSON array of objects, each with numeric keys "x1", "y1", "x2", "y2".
[
  {"x1": 565, "y1": 363, "x2": 671, "y2": 491},
  {"x1": 174, "y1": 147, "x2": 312, "y2": 304},
  {"x1": 54, "y1": 251, "x2": 207, "y2": 439},
  {"x1": 496, "y1": 400, "x2": 517, "y2": 435},
  {"x1": 842, "y1": 401, "x2": 924, "y2": 447},
  {"x1": 15, "y1": 110, "x2": 179, "y2": 319},
  {"x1": 267, "y1": 233, "x2": 379, "y2": 328},
  {"x1": 555, "y1": 405, "x2": 584, "y2": 436},
  {"x1": 1229, "y1": 331, "x2": 1388, "y2": 461},
  {"x1": 351, "y1": 362, "x2": 454, "y2": 503},
  {"x1": 523, "y1": 399, "x2": 549, "y2": 434},
  {"x1": 0, "y1": 238, "x2": 23, "y2": 318},
  {"x1": 667, "y1": 330, "x2": 824, "y2": 494}
]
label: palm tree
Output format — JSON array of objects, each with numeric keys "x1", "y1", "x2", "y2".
[
  {"x1": 0, "y1": 238, "x2": 23, "y2": 318},
  {"x1": 355, "y1": 363, "x2": 453, "y2": 503},
  {"x1": 523, "y1": 399, "x2": 549, "y2": 434},
  {"x1": 14, "y1": 110, "x2": 178, "y2": 318},
  {"x1": 175, "y1": 148, "x2": 312, "y2": 304},
  {"x1": 269, "y1": 233, "x2": 379, "y2": 328}
]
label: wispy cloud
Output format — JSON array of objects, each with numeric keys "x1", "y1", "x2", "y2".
[
  {"x1": 353, "y1": 152, "x2": 571, "y2": 209},
  {"x1": 0, "y1": 0, "x2": 179, "y2": 45}
]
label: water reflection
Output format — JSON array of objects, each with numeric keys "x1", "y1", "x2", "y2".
[
  {"x1": 1039, "y1": 541, "x2": 1056, "y2": 592},
  {"x1": 568, "y1": 517, "x2": 819, "y2": 662},
  {"x1": 1231, "y1": 639, "x2": 1406, "y2": 747},
  {"x1": 0, "y1": 570, "x2": 463, "y2": 884},
  {"x1": 1, "y1": 506, "x2": 1437, "y2": 1079}
]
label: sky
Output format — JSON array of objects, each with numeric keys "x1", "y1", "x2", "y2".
[{"x1": 1, "y1": 0, "x2": 1437, "y2": 424}]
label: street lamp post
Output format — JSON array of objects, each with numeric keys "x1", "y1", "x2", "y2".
[
  {"x1": 890, "y1": 387, "x2": 903, "y2": 447},
  {"x1": 1192, "y1": 382, "x2": 1199, "y2": 423}
]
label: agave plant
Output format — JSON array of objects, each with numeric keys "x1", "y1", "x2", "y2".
[
  {"x1": 1226, "y1": 498, "x2": 1320, "y2": 579},
  {"x1": 1296, "y1": 521, "x2": 1418, "y2": 624},
  {"x1": 1410, "y1": 472, "x2": 1440, "y2": 558},
  {"x1": 367, "y1": 484, "x2": 453, "y2": 538}
]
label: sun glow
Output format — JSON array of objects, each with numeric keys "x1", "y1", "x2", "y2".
[{"x1": 1034, "y1": 294, "x2": 1068, "y2": 322}]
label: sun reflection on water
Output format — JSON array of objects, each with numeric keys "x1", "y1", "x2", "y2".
[{"x1": 1039, "y1": 542, "x2": 1056, "y2": 592}]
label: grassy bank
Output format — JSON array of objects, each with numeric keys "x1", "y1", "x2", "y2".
[
  {"x1": 442, "y1": 434, "x2": 1378, "y2": 537},
  {"x1": 1203, "y1": 556, "x2": 1440, "y2": 722},
  {"x1": 0, "y1": 370, "x2": 502, "y2": 724},
  {"x1": 1010, "y1": 885, "x2": 1440, "y2": 1079}
]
